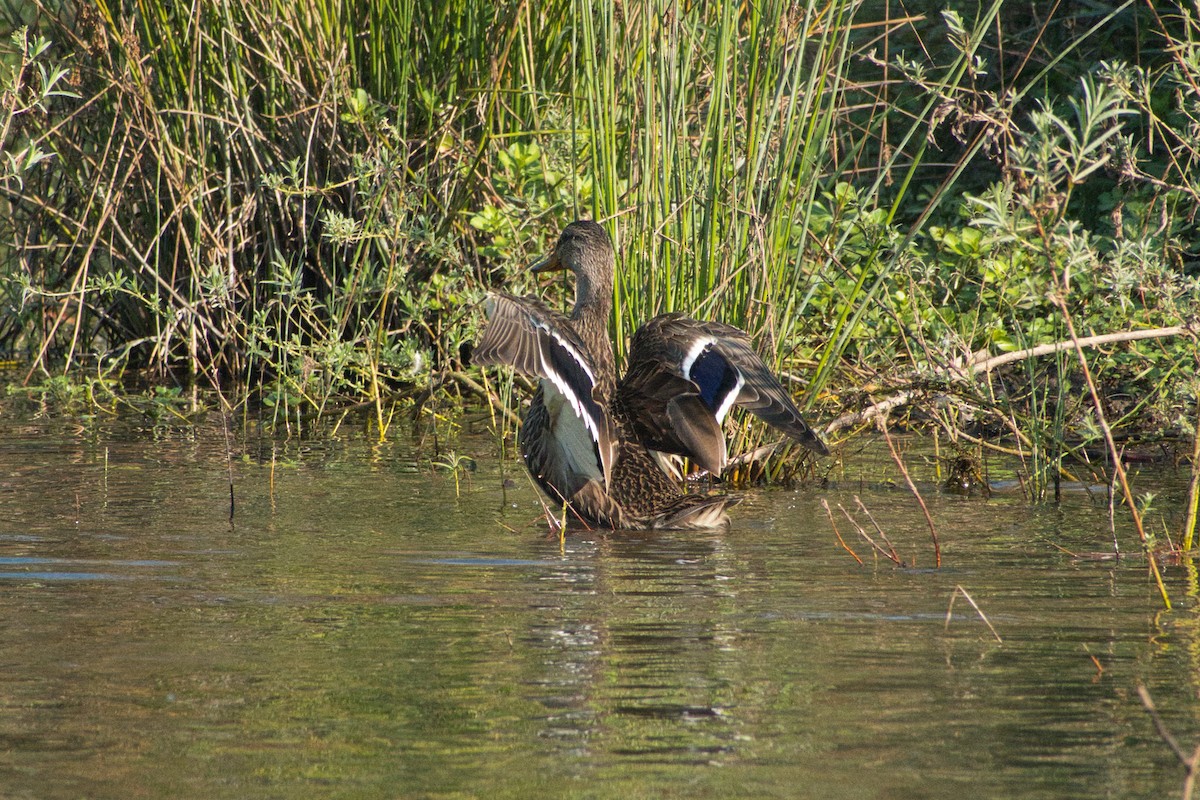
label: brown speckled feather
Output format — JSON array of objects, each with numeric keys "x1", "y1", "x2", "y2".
[
  {"x1": 475, "y1": 292, "x2": 618, "y2": 491},
  {"x1": 473, "y1": 220, "x2": 824, "y2": 531},
  {"x1": 620, "y1": 313, "x2": 829, "y2": 467}
]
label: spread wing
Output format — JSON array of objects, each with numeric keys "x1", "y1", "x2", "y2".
[
  {"x1": 472, "y1": 292, "x2": 618, "y2": 487},
  {"x1": 618, "y1": 313, "x2": 828, "y2": 474}
]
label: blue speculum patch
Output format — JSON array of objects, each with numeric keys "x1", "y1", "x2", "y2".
[{"x1": 688, "y1": 346, "x2": 738, "y2": 413}]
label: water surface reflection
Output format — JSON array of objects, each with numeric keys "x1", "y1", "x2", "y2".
[{"x1": 0, "y1": 420, "x2": 1193, "y2": 799}]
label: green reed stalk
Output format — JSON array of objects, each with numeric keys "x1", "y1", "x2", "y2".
[
  {"x1": 561, "y1": 0, "x2": 965, "y2": 468},
  {"x1": 576, "y1": 1, "x2": 858, "y2": 341},
  {"x1": 1183, "y1": 398, "x2": 1200, "y2": 551}
]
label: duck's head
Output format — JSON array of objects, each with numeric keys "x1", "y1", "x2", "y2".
[
  {"x1": 532, "y1": 220, "x2": 613, "y2": 280},
  {"x1": 531, "y1": 220, "x2": 614, "y2": 318}
]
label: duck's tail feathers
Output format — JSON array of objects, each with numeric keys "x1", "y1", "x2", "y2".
[{"x1": 650, "y1": 493, "x2": 742, "y2": 530}]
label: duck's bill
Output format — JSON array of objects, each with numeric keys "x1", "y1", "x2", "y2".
[{"x1": 531, "y1": 251, "x2": 563, "y2": 273}]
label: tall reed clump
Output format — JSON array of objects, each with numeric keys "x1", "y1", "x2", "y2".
[
  {"x1": 461, "y1": 0, "x2": 1017, "y2": 482},
  {"x1": 0, "y1": 27, "x2": 78, "y2": 352},
  {"x1": 5, "y1": 4, "x2": 323, "y2": 378},
  {"x1": 572, "y1": 0, "x2": 871, "y2": 481},
  {"x1": 1, "y1": 1, "x2": 544, "y2": 430},
  {"x1": 4, "y1": 2, "x2": 357, "y2": 421},
  {"x1": 0, "y1": 0, "x2": 1194, "y2": 507}
]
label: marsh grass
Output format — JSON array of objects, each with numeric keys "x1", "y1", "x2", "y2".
[{"x1": 0, "y1": 1, "x2": 1196, "y2": 541}]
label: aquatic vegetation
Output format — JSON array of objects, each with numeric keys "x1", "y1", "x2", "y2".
[
  {"x1": 473, "y1": 220, "x2": 828, "y2": 530},
  {"x1": 0, "y1": 1, "x2": 1193, "y2": 542}
]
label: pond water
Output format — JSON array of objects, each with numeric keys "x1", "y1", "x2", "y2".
[{"x1": 0, "y1": 417, "x2": 1196, "y2": 799}]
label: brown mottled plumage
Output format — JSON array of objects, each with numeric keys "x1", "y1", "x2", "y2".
[{"x1": 473, "y1": 220, "x2": 827, "y2": 530}]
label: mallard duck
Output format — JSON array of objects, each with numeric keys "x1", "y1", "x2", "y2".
[{"x1": 473, "y1": 220, "x2": 828, "y2": 530}]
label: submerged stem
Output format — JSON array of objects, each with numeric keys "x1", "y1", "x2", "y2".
[{"x1": 1182, "y1": 403, "x2": 1200, "y2": 551}]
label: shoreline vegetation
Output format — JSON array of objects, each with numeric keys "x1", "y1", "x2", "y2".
[{"x1": 0, "y1": 3, "x2": 1196, "y2": 525}]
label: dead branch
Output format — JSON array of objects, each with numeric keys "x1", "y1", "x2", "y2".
[
  {"x1": 1137, "y1": 684, "x2": 1200, "y2": 800},
  {"x1": 945, "y1": 585, "x2": 1002, "y2": 643},
  {"x1": 959, "y1": 325, "x2": 1190, "y2": 376},
  {"x1": 881, "y1": 421, "x2": 941, "y2": 567},
  {"x1": 825, "y1": 324, "x2": 1194, "y2": 436},
  {"x1": 821, "y1": 498, "x2": 863, "y2": 564}
]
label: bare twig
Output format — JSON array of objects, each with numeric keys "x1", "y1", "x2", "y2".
[
  {"x1": 825, "y1": 325, "x2": 1193, "y2": 436},
  {"x1": 945, "y1": 585, "x2": 1002, "y2": 643},
  {"x1": 959, "y1": 325, "x2": 1190, "y2": 375},
  {"x1": 821, "y1": 498, "x2": 863, "y2": 564},
  {"x1": 854, "y1": 496, "x2": 903, "y2": 564},
  {"x1": 1050, "y1": 293, "x2": 1171, "y2": 609},
  {"x1": 836, "y1": 498, "x2": 904, "y2": 565},
  {"x1": 220, "y1": 407, "x2": 235, "y2": 522},
  {"x1": 837, "y1": 502, "x2": 869, "y2": 538},
  {"x1": 826, "y1": 390, "x2": 917, "y2": 435},
  {"x1": 880, "y1": 420, "x2": 942, "y2": 567},
  {"x1": 1137, "y1": 684, "x2": 1200, "y2": 800},
  {"x1": 1082, "y1": 645, "x2": 1104, "y2": 682},
  {"x1": 838, "y1": 502, "x2": 903, "y2": 564},
  {"x1": 208, "y1": 367, "x2": 236, "y2": 522}
]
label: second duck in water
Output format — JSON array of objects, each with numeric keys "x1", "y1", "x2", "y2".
[{"x1": 473, "y1": 220, "x2": 828, "y2": 530}]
